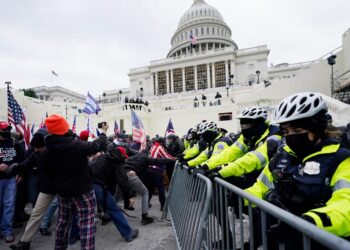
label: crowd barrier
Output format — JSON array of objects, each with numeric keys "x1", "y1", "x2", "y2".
[{"x1": 163, "y1": 162, "x2": 350, "y2": 250}]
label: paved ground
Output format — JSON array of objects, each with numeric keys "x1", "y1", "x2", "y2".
[{"x1": 2, "y1": 196, "x2": 177, "y2": 250}]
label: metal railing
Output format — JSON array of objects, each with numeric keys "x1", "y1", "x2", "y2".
[
  {"x1": 162, "y1": 163, "x2": 212, "y2": 250},
  {"x1": 163, "y1": 163, "x2": 350, "y2": 250}
]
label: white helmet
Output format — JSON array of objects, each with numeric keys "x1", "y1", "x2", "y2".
[
  {"x1": 273, "y1": 92, "x2": 327, "y2": 124},
  {"x1": 236, "y1": 106, "x2": 267, "y2": 120},
  {"x1": 198, "y1": 121, "x2": 217, "y2": 134}
]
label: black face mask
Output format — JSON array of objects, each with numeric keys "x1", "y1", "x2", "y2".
[
  {"x1": 241, "y1": 127, "x2": 255, "y2": 140},
  {"x1": 0, "y1": 131, "x2": 11, "y2": 140},
  {"x1": 201, "y1": 131, "x2": 217, "y2": 144},
  {"x1": 285, "y1": 132, "x2": 316, "y2": 159}
]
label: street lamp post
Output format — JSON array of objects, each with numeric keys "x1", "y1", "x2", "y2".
[
  {"x1": 256, "y1": 70, "x2": 261, "y2": 84},
  {"x1": 327, "y1": 55, "x2": 337, "y2": 97},
  {"x1": 225, "y1": 74, "x2": 234, "y2": 97},
  {"x1": 119, "y1": 90, "x2": 122, "y2": 103}
]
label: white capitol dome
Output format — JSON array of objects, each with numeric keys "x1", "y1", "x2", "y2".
[{"x1": 168, "y1": 0, "x2": 238, "y2": 58}]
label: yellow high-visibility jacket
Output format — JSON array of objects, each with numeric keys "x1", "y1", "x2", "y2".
[
  {"x1": 205, "y1": 124, "x2": 279, "y2": 170},
  {"x1": 245, "y1": 143, "x2": 350, "y2": 237},
  {"x1": 219, "y1": 134, "x2": 282, "y2": 178},
  {"x1": 187, "y1": 134, "x2": 231, "y2": 167}
]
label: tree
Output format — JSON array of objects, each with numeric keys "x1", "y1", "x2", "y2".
[{"x1": 22, "y1": 88, "x2": 38, "y2": 99}]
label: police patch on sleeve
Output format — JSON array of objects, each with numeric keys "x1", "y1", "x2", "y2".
[
  {"x1": 303, "y1": 161, "x2": 321, "y2": 175},
  {"x1": 217, "y1": 144, "x2": 225, "y2": 150}
]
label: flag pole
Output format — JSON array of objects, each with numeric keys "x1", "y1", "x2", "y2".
[{"x1": 4, "y1": 81, "x2": 11, "y2": 123}]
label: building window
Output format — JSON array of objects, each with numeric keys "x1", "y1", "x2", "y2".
[
  {"x1": 209, "y1": 63, "x2": 213, "y2": 88},
  {"x1": 212, "y1": 27, "x2": 215, "y2": 34},
  {"x1": 207, "y1": 27, "x2": 209, "y2": 35},
  {"x1": 157, "y1": 71, "x2": 167, "y2": 95},
  {"x1": 139, "y1": 81, "x2": 143, "y2": 86},
  {"x1": 248, "y1": 63, "x2": 254, "y2": 70},
  {"x1": 219, "y1": 112, "x2": 233, "y2": 121},
  {"x1": 201, "y1": 28, "x2": 204, "y2": 35},
  {"x1": 185, "y1": 66, "x2": 195, "y2": 91},
  {"x1": 195, "y1": 29, "x2": 198, "y2": 36},
  {"x1": 197, "y1": 64, "x2": 208, "y2": 90},
  {"x1": 173, "y1": 68, "x2": 183, "y2": 93},
  {"x1": 248, "y1": 74, "x2": 255, "y2": 85},
  {"x1": 228, "y1": 60, "x2": 232, "y2": 78},
  {"x1": 215, "y1": 61, "x2": 226, "y2": 87},
  {"x1": 168, "y1": 70, "x2": 172, "y2": 93}
]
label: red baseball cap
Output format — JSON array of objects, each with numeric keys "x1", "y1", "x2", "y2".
[
  {"x1": 0, "y1": 121, "x2": 11, "y2": 131},
  {"x1": 80, "y1": 130, "x2": 90, "y2": 141}
]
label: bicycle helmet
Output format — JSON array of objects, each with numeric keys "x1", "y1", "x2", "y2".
[
  {"x1": 236, "y1": 107, "x2": 267, "y2": 120},
  {"x1": 274, "y1": 92, "x2": 327, "y2": 124},
  {"x1": 198, "y1": 121, "x2": 217, "y2": 134}
]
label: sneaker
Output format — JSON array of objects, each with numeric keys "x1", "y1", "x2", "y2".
[
  {"x1": 5, "y1": 234, "x2": 15, "y2": 243},
  {"x1": 148, "y1": 202, "x2": 152, "y2": 208},
  {"x1": 39, "y1": 228, "x2": 52, "y2": 236},
  {"x1": 125, "y1": 229, "x2": 139, "y2": 242},
  {"x1": 9, "y1": 241, "x2": 31, "y2": 250},
  {"x1": 160, "y1": 203, "x2": 165, "y2": 212},
  {"x1": 141, "y1": 213, "x2": 154, "y2": 225},
  {"x1": 124, "y1": 204, "x2": 135, "y2": 211}
]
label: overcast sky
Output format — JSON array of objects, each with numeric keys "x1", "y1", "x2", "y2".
[{"x1": 0, "y1": 0, "x2": 349, "y2": 97}]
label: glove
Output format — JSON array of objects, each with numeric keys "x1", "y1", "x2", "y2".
[
  {"x1": 191, "y1": 167, "x2": 208, "y2": 176},
  {"x1": 301, "y1": 215, "x2": 316, "y2": 225},
  {"x1": 177, "y1": 154, "x2": 185, "y2": 162},
  {"x1": 187, "y1": 166, "x2": 195, "y2": 174},
  {"x1": 208, "y1": 170, "x2": 221, "y2": 180}
]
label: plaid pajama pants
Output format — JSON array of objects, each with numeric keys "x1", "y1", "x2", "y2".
[{"x1": 55, "y1": 190, "x2": 96, "y2": 250}]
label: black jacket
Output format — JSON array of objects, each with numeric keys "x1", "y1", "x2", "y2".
[
  {"x1": 89, "y1": 154, "x2": 131, "y2": 198},
  {"x1": 0, "y1": 138, "x2": 24, "y2": 179},
  {"x1": 17, "y1": 150, "x2": 56, "y2": 195},
  {"x1": 43, "y1": 134, "x2": 107, "y2": 198},
  {"x1": 124, "y1": 151, "x2": 175, "y2": 176}
]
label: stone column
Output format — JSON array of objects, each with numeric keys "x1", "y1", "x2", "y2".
[
  {"x1": 155, "y1": 72, "x2": 159, "y2": 96},
  {"x1": 212, "y1": 63, "x2": 216, "y2": 88},
  {"x1": 170, "y1": 69, "x2": 174, "y2": 93},
  {"x1": 166, "y1": 70, "x2": 170, "y2": 94},
  {"x1": 182, "y1": 68, "x2": 186, "y2": 92},
  {"x1": 194, "y1": 66, "x2": 198, "y2": 90},
  {"x1": 207, "y1": 64, "x2": 211, "y2": 88}
]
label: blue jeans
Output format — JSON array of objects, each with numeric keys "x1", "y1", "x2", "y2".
[
  {"x1": 0, "y1": 177, "x2": 17, "y2": 236},
  {"x1": 40, "y1": 197, "x2": 58, "y2": 229},
  {"x1": 92, "y1": 184, "x2": 132, "y2": 239}
]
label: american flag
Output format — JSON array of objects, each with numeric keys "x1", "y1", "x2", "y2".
[
  {"x1": 7, "y1": 89, "x2": 30, "y2": 148},
  {"x1": 72, "y1": 115, "x2": 77, "y2": 133},
  {"x1": 165, "y1": 119, "x2": 175, "y2": 137},
  {"x1": 190, "y1": 34, "x2": 197, "y2": 45},
  {"x1": 51, "y1": 70, "x2": 58, "y2": 77},
  {"x1": 114, "y1": 120, "x2": 120, "y2": 135},
  {"x1": 131, "y1": 110, "x2": 146, "y2": 151}
]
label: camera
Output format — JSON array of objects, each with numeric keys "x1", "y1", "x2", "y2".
[{"x1": 98, "y1": 122, "x2": 107, "y2": 129}]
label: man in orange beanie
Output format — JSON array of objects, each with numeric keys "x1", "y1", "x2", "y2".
[
  {"x1": 42, "y1": 114, "x2": 108, "y2": 249},
  {"x1": 79, "y1": 130, "x2": 90, "y2": 142}
]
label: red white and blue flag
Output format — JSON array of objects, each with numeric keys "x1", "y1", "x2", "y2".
[
  {"x1": 131, "y1": 110, "x2": 146, "y2": 151},
  {"x1": 165, "y1": 119, "x2": 175, "y2": 137},
  {"x1": 72, "y1": 115, "x2": 77, "y2": 134},
  {"x1": 7, "y1": 89, "x2": 30, "y2": 148},
  {"x1": 114, "y1": 120, "x2": 120, "y2": 135},
  {"x1": 83, "y1": 92, "x2": 101, "y2": 115}
]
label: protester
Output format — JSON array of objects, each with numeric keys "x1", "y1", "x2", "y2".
[
  {"x1": 89, "y1": 144, "x2": 139, "y2": 242},
  {"x1": 10, "y1": 130, "x2": 57, "y2": 250},
  {"x1": 0, "y1": 121, "x2": 25, "y2": 243},
  {"x1": 42, "y1": 114, "x2": 107, "y2": 250},
  {"x1": 144, "y1": 137, "x2": 176, "y2": 211},
  {"x1": 124, "y1": 149, "x2": 175, "y2": 220}
]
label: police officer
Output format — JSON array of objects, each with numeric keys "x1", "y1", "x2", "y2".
[
  {"x1": 186, "y1": 121, "x2": 232, "y2": 168},
  {"x1": 202, "y1": 107, "x2": 280, "y2": 174},
  {"x1": 246, "y1": 92, "x2": 350, "y2": 249}
]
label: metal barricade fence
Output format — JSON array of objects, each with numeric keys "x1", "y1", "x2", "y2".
[
  {"x1": 162, "y1": 163, "x2": 212, "y2": 250},
  {"x1": 206, "y1": 177, "x2": 350, "y2": 250},
  {"x1": 163, "y1": 162, "x2": 350, "y2": 250}
]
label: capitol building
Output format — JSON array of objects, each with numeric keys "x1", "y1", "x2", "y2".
[{"x1": 1, "y1": 0, "x2": 350, "y2": 136}]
